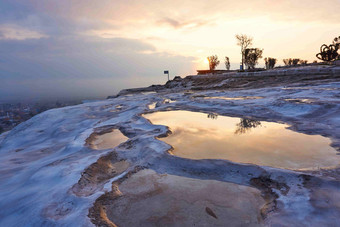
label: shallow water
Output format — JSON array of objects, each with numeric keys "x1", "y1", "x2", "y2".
[
  {"x1": 91, "y1": 130, "x2": 128, "y2": 150},
  {"x1": 144, "y1": 110, "x2": 340, "y2": 170},
  {"x1": 98, "y1": 169, "x2": 265, "y2": 226},
  {"x1": 148, "y1": 102, "x2": 157, "y2": 110},
  {"x1": 204, "y1": 96, "x2": 263, "y2": 100},
  {"x1": 284, "y1": 98, "x2": 316, "y2": 104}
]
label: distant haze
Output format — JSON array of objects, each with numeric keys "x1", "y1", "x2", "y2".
[{"x1": 0, "y1": 0, "x2": 339, "y2": 102}]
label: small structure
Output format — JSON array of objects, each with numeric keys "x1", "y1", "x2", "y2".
[{"x1": 164, "y1": 70, "x2": 170, "y2": 81}]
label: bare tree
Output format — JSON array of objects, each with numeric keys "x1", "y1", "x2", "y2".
[
  {"x1": 244, "y1": 48, "x2": 263, "y2": 69},
  {"x1": 225, "y1": 56, "x2": 230, "y2": 70},
  {"x1": 236, "y1": 34, "x2": 253, "y2": 70},
  {"x1": 207, "y1": 55, "x2": 220, "y2": 71}
]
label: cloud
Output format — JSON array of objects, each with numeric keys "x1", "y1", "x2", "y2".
[
  {"x1": 158, "y1": 17, "x2": 181, "y2": 28},
  {"x1": 157, "y1": 17, "x2": 213, "y2": 30},
  {"x1": 0, "y1": 24, "x2": 48, "y2": 40}
]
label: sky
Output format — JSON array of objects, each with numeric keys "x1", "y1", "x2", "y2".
[{"x1": 0, "y1": 0, "x2": 339, "y2": 103}]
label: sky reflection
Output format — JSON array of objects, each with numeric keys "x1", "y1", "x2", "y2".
[{"x1": 144, "y1": 110, "x2": 340, "y2": 170}]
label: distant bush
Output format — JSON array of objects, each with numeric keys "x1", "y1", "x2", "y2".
[
  {"x1": 292, "y1": 59, "x2": 300, "y2": 65},
  {"x1": 283, "y1": 58, "x2": 292, "y2": 65},
  {"x1": 244, "y1": 48, "x2": 263, "y2": 69},
  {"x1": 283, "y1": 58, "x2": 301, "y2": 66},
  {"x1": 299, "y1": 60, "x2": 308, "y2": 65},
  {"x1": 264, "y1": 57, "x2": 277, "y2": 69},
  {"x1": 225, "y1": 56, "x2": 230, "y2": 70},
  {"x1": 207, "y1": 55, "x2": 220, "y2": 70}
]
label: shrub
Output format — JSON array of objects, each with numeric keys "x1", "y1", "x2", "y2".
[
  {"x1": 264, "y1": 57, "x2": 277, "y2": 69},
  {"x1": 225, "y1": 57, "x2": 230, "y2": 70},
  {"x1": 283, "y1": 58, "x2": 301, "y2": 66},
  {"x1": 207, "y1": 55, "x2": 220, "y2": 70},
  {"x1": 299, "y1": 60, "x2": 308, "y2": 65},
  {"x1": 244, "y1": 48, "x2": 263, "y2": 69}
]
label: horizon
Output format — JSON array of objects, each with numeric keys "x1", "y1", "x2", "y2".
[{"x1": 1, "y1": 0, "x2": 339, "y2": 103}]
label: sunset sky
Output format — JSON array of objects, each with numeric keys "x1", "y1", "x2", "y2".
[{"x1": 0, "y1": 0, "x2": 339, "y2": 102}]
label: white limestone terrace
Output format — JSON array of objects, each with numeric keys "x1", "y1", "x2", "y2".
[
  {"x1": 0, "y1": 68, "x2": 340, "y2": 226},
  {"x1": 116, "y1": 64, "x2": 340, "y2": 95}
]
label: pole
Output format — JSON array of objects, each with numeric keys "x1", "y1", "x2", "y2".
[{"x1": 164, "y1": 70, "x2": 170, "y2": 82}]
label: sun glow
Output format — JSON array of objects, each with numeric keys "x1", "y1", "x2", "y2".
[
  {"x1": 195, "y1": 57, "x2": 210, "y2": 70},
  {"x1": 204, "y1": 58, "x2": 209, "y2": 64}
]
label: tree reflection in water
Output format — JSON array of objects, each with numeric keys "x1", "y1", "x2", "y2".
[
  {"x1": 207, "y1": 113, "x2": 218, "y2": 120},
  {"x1": 235, "y1": 118, "x2": 261, "y2": 134}
]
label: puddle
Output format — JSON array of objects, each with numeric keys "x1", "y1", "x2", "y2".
[
  {"x1": 284, "y1": 99, "x2": 316, "y2": 104},
  {"x1": 142, "y1": 91, "x2": 157, "y2": 95},
  {"x1": 148, "y1": 100, "x2": 176, "y2": 110},
  {"x1": 282, "y1": 87, "x2": 338, "y2": 91},
  {"x1": 144, "y1": 110, "x2": 340, "y2": 170},
  {"x1": 203, "y1": 96, "x2": 263, "y2": 101},
  {"x1": 164, "y1": 99, "x2": 176, "y2": 104},
  {"x1": 89, "y1": 130, "x2": 128, "y2": 150},
  {"x1": 148, "y1": 102, "x2": 157, "y2": 110},
  {"x1": 115, "y1": 104, "x2": 124, "y2": 109},
  {"x1": 92, "y1": 169, "x2": 265, "y2": 226}
]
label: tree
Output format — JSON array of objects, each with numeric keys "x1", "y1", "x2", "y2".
[
  {"x1": 207, "y1": 55, "x2": 220, "y2": 71},
  {"x1": 244, "y1": 48, "x2": 263, "y2": 69},
  {"x1": 235, "y1": 118, "x2": 261, "y2": 135},
  {"x1": 316, "y1": 35, "x2": 340, "y2": 61},
  {"x1": 264, "y1": 57, "x2": 277, "y2": 69},
  {"x1": 225, "y1": 57, "x2": 230, "y2": 70},
  {"x1": 236, "y1": 34, "x2": 253, "y2": 70}
]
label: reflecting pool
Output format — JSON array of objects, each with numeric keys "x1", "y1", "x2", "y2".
[
  {"x1": 144, "y1": 110, "x2": 340, "y2": 170},
  {"x1": 90, "y1": 130, "x2": 128, "y2": 150}
]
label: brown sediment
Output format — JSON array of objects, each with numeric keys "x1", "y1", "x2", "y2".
[
  {"x1": 72, "y1": 151, "x2": 129, "y2": 197},
  {"x1": 88, "y1": 166, "x2": 144, "y2": 227},
  {"x1": 89, "y1": 169, "x2": 266, "y2": 227},
  {"x1": 72, "y1": 126, "x2": 130, "y2": 197},
  {"x1": 205, "y1": 207, "x2": 218, "y2": 219},
  {"x1": 250, "y1": 176, "x2": 290, "y2": 219}
]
